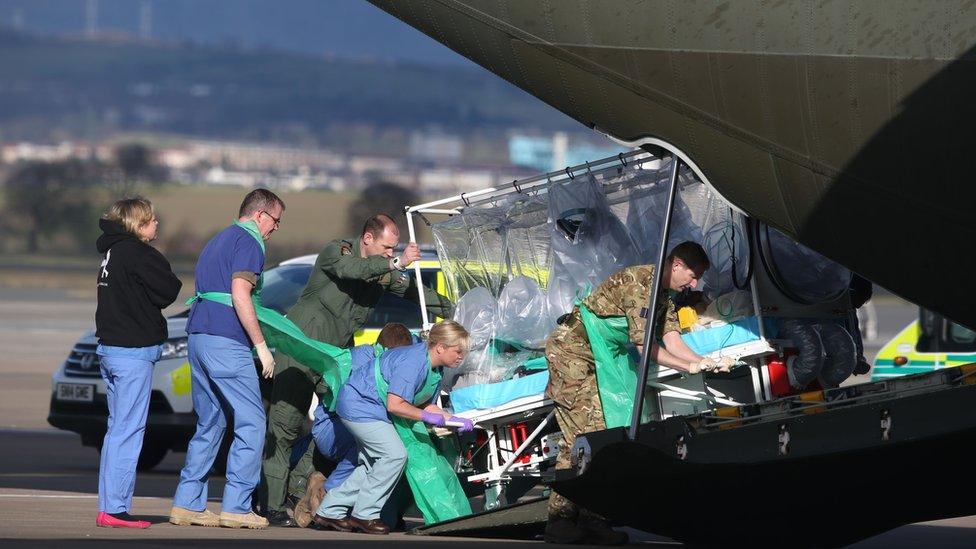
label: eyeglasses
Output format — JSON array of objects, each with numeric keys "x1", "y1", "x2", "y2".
[{"x1": 261, "y1": 210, "x2": 281, "y2": 228}]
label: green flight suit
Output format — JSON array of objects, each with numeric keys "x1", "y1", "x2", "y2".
[{"x1": 260, "y1": 237, "x2": 453, "y2": 513}]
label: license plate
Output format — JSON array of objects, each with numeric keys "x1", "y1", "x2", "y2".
[{"x1": 57, "y1": 383, "x2": 94, "y2": 402}]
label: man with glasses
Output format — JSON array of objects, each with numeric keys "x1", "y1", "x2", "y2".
[
  {"x1": 170, "y1": 188, "x2": 285, "y2": 529},
  {"x1": 259, "y1": 213, "x2": 454, "y2": 527}
]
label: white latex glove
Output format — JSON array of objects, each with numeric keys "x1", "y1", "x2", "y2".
[
  {"x1": 690, "y1": 357, "x2": 718, "y2": 374},
  {"x1": 255, "y1": 341, "x2": 275, "y2": 379},
  {"x1": 715, "y1": 356, "x2": 739, "y2": 373}
]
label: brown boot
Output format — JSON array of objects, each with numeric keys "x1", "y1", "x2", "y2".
[
  {"x1": 579, "y1": 512, "x2": 629, "y2": 546},
  {"x1": 312, "y1": 514, "x2": 353, "y2": 532},
  {"x1": 293, "y1": 472, "x2": 326, "y2": 528},
  {"x1": 544, "y1": 517, "x2": 588, "y2": 544},
  {"x1": 348, "y1": 515, "x2": 390, "y2": 535}
]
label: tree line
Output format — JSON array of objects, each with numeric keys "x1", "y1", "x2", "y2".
[
  {"x1": 0, "y1": 143, "x2": 161, "y2": 255},
  {"x1": 0, "y1": 144, "x2": 421, "y2": 261}
]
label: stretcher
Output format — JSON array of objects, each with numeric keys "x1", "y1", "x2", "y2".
[{"x1": 435, "y1": 316, "x2": 777, "y2": 511}]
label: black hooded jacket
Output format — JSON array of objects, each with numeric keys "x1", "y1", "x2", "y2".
[{"x1": 95, "y1": 219, "x2": 182, "y2": 347}]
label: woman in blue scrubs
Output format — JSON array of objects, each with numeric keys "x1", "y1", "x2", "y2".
[
  {"x1": 94, "y1": 198, "x2": 182, "y2": 528},
  {"x1": 314, "y1": 320, "x2": 473, "y2": 535},
  {"x1": 293, "y1": 322, "x2": 414, "y2": 528}
]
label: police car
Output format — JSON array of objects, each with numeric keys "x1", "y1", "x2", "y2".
[{"x1": 48, "y1": 250, "x2": 443, "y2": 470}]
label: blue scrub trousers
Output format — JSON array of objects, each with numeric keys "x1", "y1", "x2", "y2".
[
  {"x1": 96, "y1": 344, "x2": 161, "y2": 514},
  {"x1": 317, "y1": 419, "x2": 407, "y2": 521},
  {"x1": 311, "y1": 412, "x2": 358, "y2": 491},
  {"x1": 173, "y1": 334, "x2": 265, "y2": 514}
]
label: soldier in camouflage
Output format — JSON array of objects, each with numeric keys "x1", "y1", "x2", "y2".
[
  {"x1": 544, "y1": 242, "x2": 713, "y2": 545},
  {"x1": 259, "y1": 214, "x2": 454, "y2": 526}
]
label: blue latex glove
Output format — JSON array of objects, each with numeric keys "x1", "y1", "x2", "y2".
[
  {"x1": 420, "y1": 410, "x2": 446, "y2": 427},
  {"x1": 448, "y1": 416, "x2": 475, "y2": 433}
]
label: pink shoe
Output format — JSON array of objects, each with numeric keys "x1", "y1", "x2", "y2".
[{"x1": 96, "y1": 511, "x2": 151, "y2": 529}]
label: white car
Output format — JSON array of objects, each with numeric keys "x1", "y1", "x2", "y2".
[{"x1": 48, "y1": 252, "x2": 441, "y2": 470}]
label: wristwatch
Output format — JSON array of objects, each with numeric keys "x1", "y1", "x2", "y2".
[{"x1": 391, "y1": 256, "x2": 408, "y2": 272}]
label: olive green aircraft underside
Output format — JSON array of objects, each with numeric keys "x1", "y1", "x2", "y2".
[{"x1": 367, "y1": 0, "x2": 976, "y2": 328}]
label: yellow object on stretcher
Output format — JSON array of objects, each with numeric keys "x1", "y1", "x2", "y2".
[{"x1": 678, "y1": 306, "x2": 698, "y2": 331}]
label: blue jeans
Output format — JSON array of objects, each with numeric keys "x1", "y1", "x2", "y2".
[
  {"x1": 317, "y1": 419, "x2": 407, "y2": 521},
  {"x1": 173, "y1": 334, "x2": 265, "y2": 514},
  {"x1": 96, "y1": 344, "x2": 162, "y2": 514}
]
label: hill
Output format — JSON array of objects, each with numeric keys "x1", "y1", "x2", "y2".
[
  {"x1": 0, "y1": 27, "x2": 578, "y2": 144},
  {"x1": 0, "y1": 0, "x2": 470, "y2": 66}
]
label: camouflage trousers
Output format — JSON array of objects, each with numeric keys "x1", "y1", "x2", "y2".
[{"x1": 545, "y1": 328, "x2": 606, "y2": 522}]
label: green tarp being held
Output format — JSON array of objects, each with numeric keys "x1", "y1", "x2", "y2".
[
  {"x1": 189, "y1": 221, "x2": 469, "y2": 523},
  {"x1": 578, "y1": 301, "x2": 653, "y2": 429}
]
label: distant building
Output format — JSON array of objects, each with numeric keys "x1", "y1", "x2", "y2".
[
  {"x1": 508, "y1": 132, "x2": 629, "y2": 172},
  {"x1": 0, "y1": 141, "x2": 113, "y2": 164},
  {"x1": 408, "y1": 131, "x2": 464, "y2": 163}
]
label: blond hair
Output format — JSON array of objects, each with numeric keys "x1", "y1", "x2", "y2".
[
  {"x1": 426, "y1": 320, "x2": 470, "y2": 352},
  {"x1": 104, "y1": 197, "x2": 155, "y2": 238}
]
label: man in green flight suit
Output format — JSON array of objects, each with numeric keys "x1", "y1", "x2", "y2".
[
  {"x1": 544, "y1": 241, "x2": 728, "y2": 545},
  {"x1": 260, "y1": 213, "x2": 454, "y2": 526}
]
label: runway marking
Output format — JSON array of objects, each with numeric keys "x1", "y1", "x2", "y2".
[
  {"x1": 0, "y1": 494, "x2": 99, "y2": 499},
  {"x1": 0, "y1": 493, "x2": 225, "y2": 503}
]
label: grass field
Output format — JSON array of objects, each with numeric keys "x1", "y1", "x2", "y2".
[
  {"x1": 0, "y1": 183, "x2": 438, "y2": 293},
  {"x1": 149, "y1": 186, "x2": 359, "y2": 246}
]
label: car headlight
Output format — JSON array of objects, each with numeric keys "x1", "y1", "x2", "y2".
[{"x1": 161, "y1": 337, "x2": 188, "y2": 360}]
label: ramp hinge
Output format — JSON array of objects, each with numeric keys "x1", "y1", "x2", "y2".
[
  {"x1": 777, "y1": 424, "x2": 790, "y2": 456},
  {"x1": 881, "y1": 409, "x2": 892, "y2": 442}
]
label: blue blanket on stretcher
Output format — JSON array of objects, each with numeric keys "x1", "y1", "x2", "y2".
[{"x1": 450, "y1": 317, "x2": 769, "y2": 413}]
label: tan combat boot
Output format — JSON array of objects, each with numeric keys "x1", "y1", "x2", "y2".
[
  {"x1": 293, "y1": 472, "x2": 327, "y2": 528},
  {"x1": 168, "y1": 506, "x2": 220, "y2": 527},
  {"x1": 219, "y1": 511, "x2": 269, "y2": 529}
]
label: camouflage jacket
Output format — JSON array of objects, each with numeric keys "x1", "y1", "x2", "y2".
[
  {"x1": 285, "y1": 238, "x2": 454, "y2": 347},
  {"x1": 549, "y1": 264, "x2": 680, "y2": 367}
]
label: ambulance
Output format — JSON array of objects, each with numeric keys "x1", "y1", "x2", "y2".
[{"x1": 872, "y1": 309, "x2": 976, "y2": 380}]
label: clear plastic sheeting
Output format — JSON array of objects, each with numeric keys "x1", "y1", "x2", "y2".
[
  {"x1": 495, "y1": 275, "x2": 551, "y2": 350},
  {"x1": 697, "y1": 289, "x2": 754, "y2": 328},
  {"x1": 622, "y1": 161, "x2": 749, "y2": 299},
  {"x1": 763, "y1": 226, "x2": 852, "y2": 304},
  {"x1": 432, "y1": 207, "x2": 508, "y2": 299},
  {"x1": 452, "y1": 286, "x2": 497, "y2": 351},
  {"x1": 428, "y1": 150, "x2": 754, "y2": 397},
  {"x1": 547, "y1": 173, "x2": 639, "y2": 317}
]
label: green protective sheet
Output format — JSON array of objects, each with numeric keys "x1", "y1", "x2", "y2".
[
  {"x1": 578, "y1": 303, "x2": 651, "y2": 429},
  {"x1": 373, "y1": 354, "x2": 472, "y2": 524},
  {"x1": 187, "y1": 291, "x2": 352, "y2": 409}
]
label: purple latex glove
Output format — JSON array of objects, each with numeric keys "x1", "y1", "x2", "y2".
[
  {"x1": 420, "y1": 410, "x2": 446, "y2": 427},
  {"x1": 448, "y1": 416, "x2": 475, "y2": 433}
]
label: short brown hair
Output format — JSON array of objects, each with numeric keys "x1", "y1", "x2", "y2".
[
  {"x1": 239, "y1": 188, "x2": 286, "y2": 218},
  {"x1": 377, "y1": 322, "x2": 412, "y2": 349},
  {"x1": 426, "y1": 320, "x2": 470, "y2": 352},
  {"x1": 103, "y1": 197, "x2": 154, "y2": 238},
  {"x1": 667, "y1": 241, "x2": 710, "y2": 274},
  {"x1": 361, "y1": 214, "x2": 399, "y2": 239}
]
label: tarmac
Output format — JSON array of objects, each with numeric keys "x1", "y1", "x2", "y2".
[{"x1": 3, "y1": 286, "x2": 976, "y2": 547}]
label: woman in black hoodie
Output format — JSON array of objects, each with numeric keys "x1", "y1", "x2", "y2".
[{"x1": 94, "y1": 198, "x2": 182, "y2": 529}]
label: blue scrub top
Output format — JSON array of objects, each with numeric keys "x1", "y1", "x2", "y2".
[
  {"x1": 336, "y1": 341, "x2": 438, "y2": 424},
  {"x1": 313, "y1": 343, "x2": 375, "y2": 438},
  {"x1": 186, "y1": 224, "x2": 264, "y2": 346}
]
